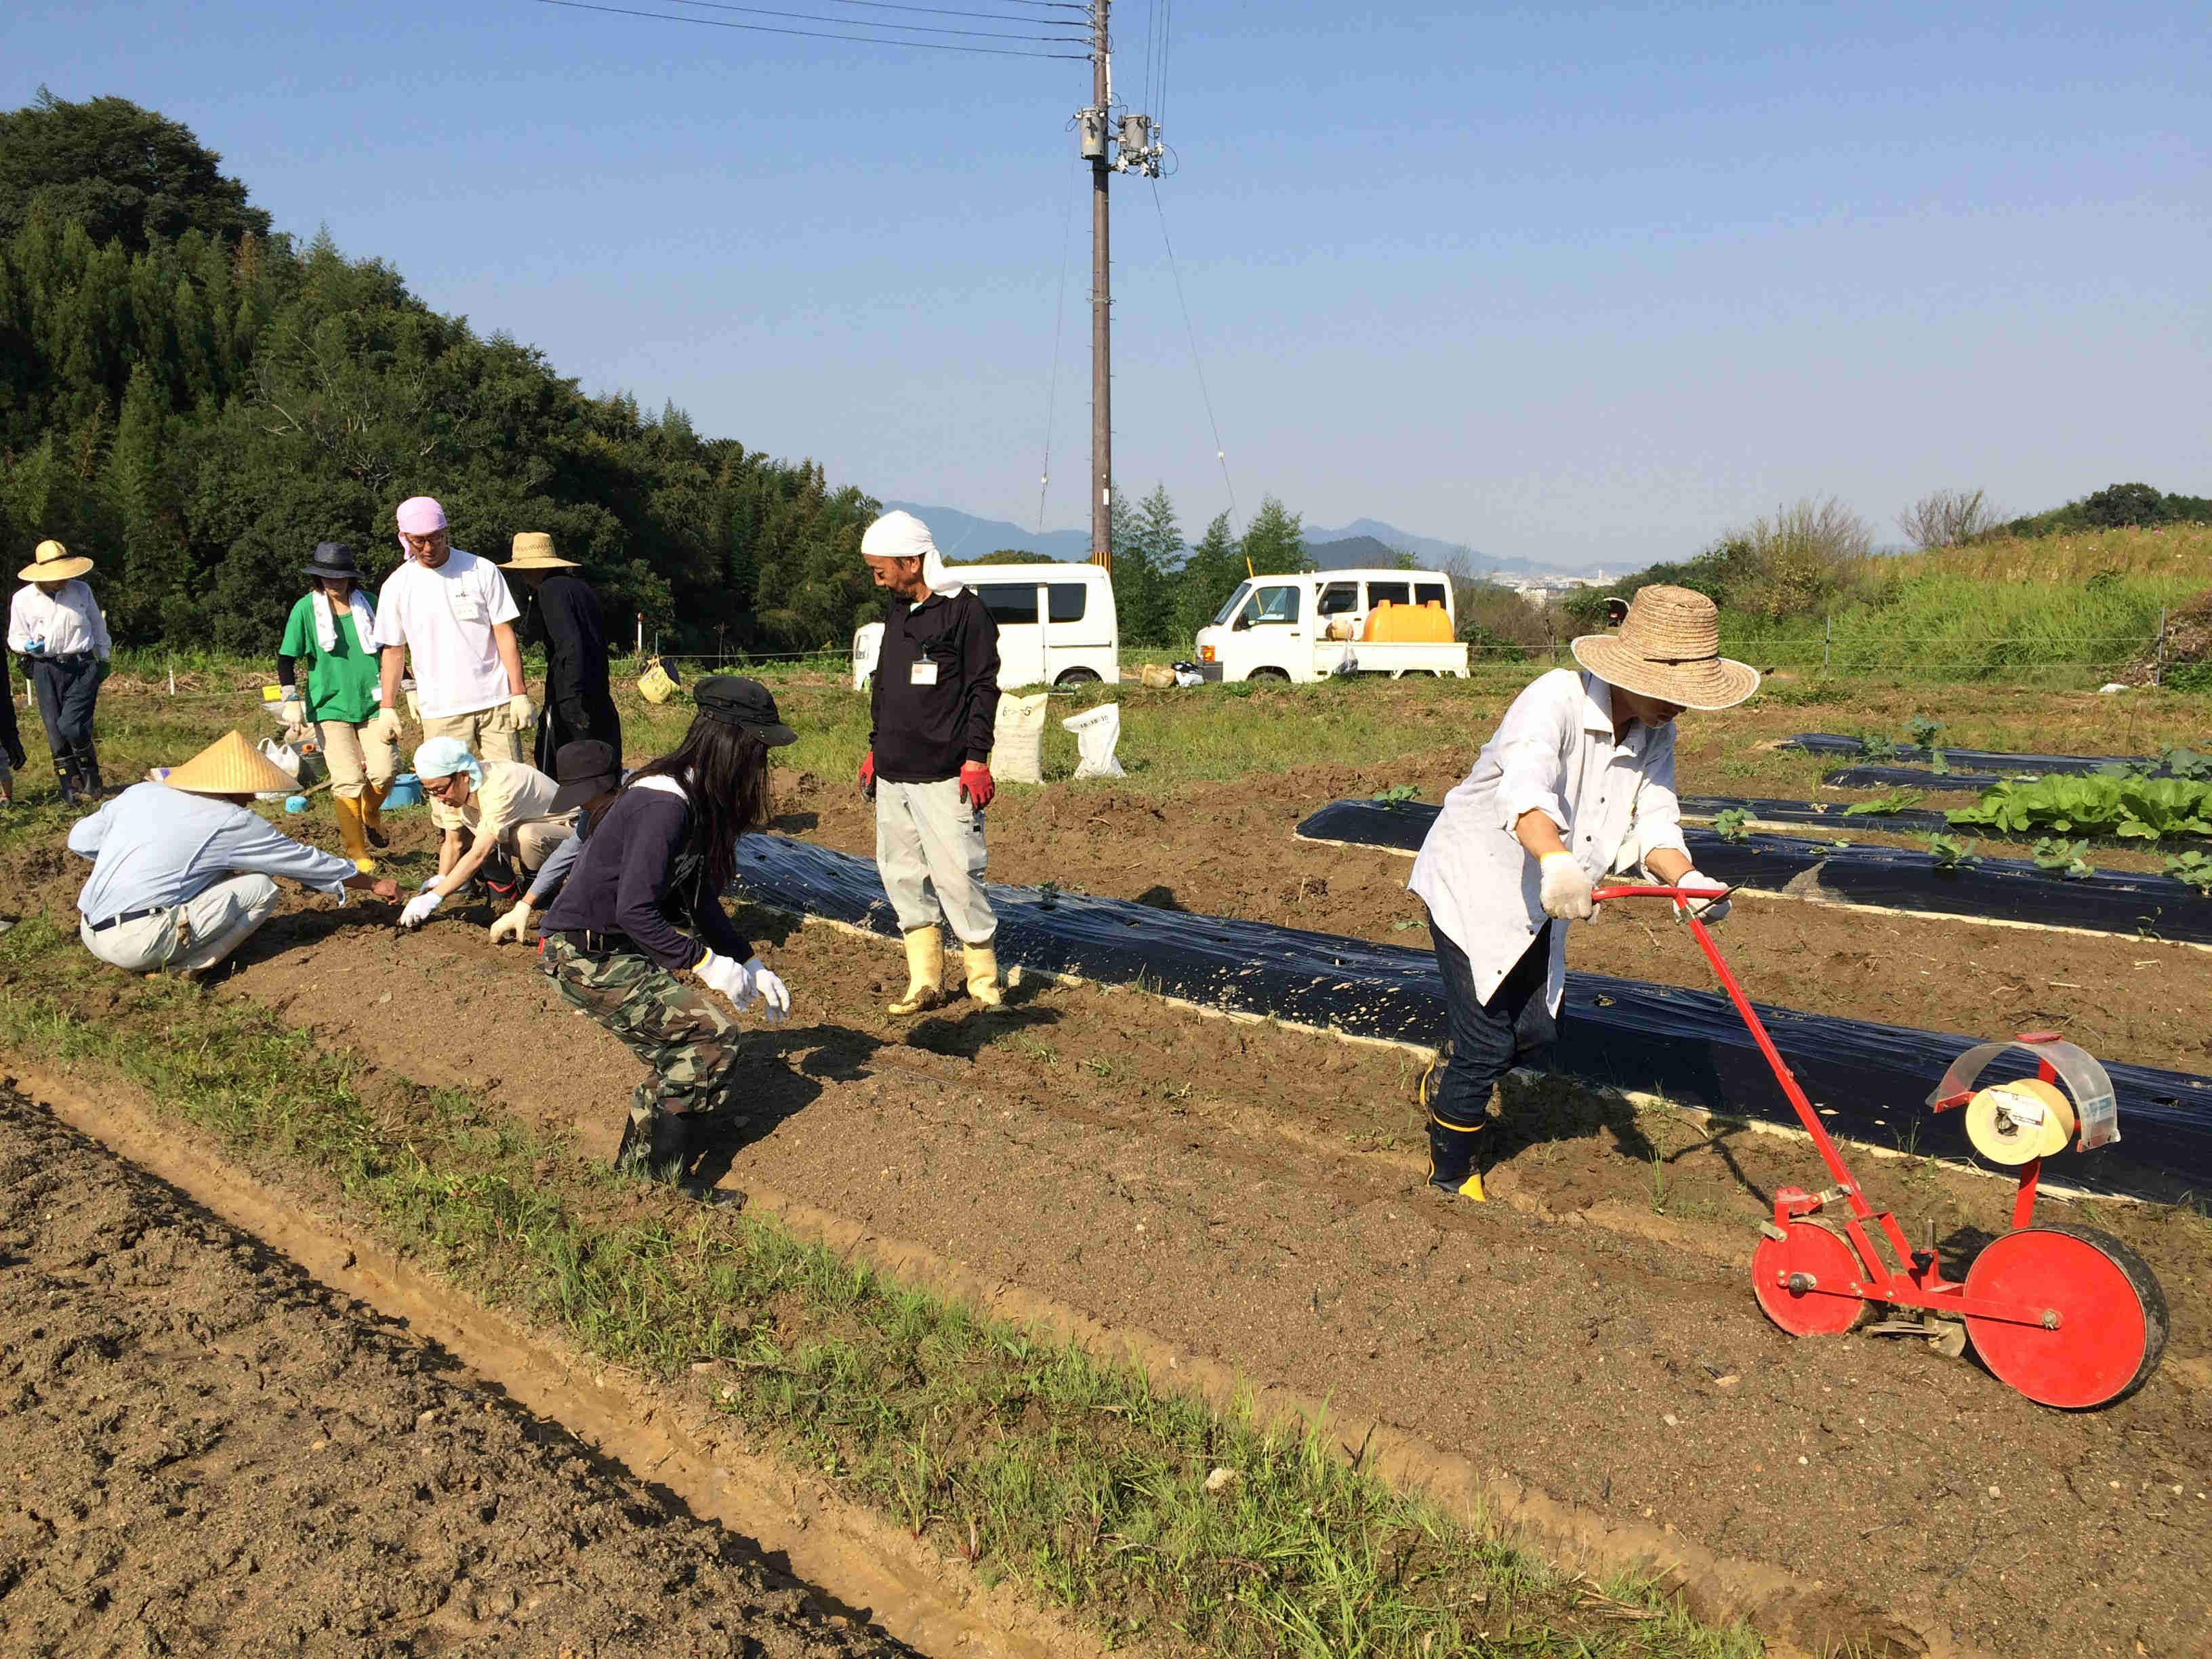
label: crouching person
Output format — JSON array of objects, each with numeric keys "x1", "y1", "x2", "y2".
[
  {"x1": 396, "y1": 739, "x2": 569, "y2": 928},
  {"x1": 1407, "y1": 586, "x2": 1753, "y2": 1202},
  {"x1": 536, "y1": 677, "x2": 796, "y2": 1178},
  {"x1": 855, "y1": 510, "x2": 1004, "y2": 1015},
  {"x1": 69, "y1": 731, "x2": 398, "y2": 976}
]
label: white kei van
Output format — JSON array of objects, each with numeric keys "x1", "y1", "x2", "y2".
[
  {"x1": 1192, "y1": 567, "x2": 1470, "y2": 683},
  {"x1": 852, "y1": 562, "x2": 1120, "y2": 691}
]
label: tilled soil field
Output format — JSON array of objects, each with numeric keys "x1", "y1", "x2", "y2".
[
  {"x1": 0, "y1": 1081, "x2": 908, "y2": 1659},
  {"x1": 182, "y1": 891, "x2": 2212, "y2": 1659}
]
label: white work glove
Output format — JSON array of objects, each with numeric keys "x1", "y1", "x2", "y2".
[
  {"x1": 276, "y1": 697, "x2": 304, "y2": 726},
  {"x1": 368, "y1": 705, "x2": 404, "y2": 747},
  {"x1": 487, "y1": 899, "x2": 535, "y2": 944},
  {"x1": 696, "y1": 949, "x2": 754, "y2": 1004},
  {"x1": 1538, "y1": 852, "x2": 1596, "y2": 921},
  {"x1": 743, "y1": 956, "x2": 790, "y2": 1023},
  {"x1": 508, "y1": 693, "x2": 536, "y2": 727},
  {"x1": 1673, "y1": 870, "x2": 1732, "y2": 925},
  {"x1": 399, "y1": 888, "x2": 445, "y2": 928}
]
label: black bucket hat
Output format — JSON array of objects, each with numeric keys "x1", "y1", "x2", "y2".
[
  {"x1": 302, "y1": 541, "x2": 366, "y2": 582},
  {"x1": 548, "y1": 739, "x2": 625, "y2": 814},
  {"x1": 694, "y1": 676, "x2": 798, "y2": 747}
]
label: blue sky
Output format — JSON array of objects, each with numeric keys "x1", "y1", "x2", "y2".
[{"x1": 7, "y1": 1, "x2": 2206, "y2": 569}]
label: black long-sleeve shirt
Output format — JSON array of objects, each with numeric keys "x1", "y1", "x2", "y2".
[
  {"x1": 539, "y1": 781, "x2": 751, "y2": 970},
  {"x1": 868, "y1": 588, "x2": 1000, "y2": 783}
]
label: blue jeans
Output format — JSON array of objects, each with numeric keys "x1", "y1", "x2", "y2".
[{"x1": 1427, "y1": 914, "x2": 1556, "y2": 1184}]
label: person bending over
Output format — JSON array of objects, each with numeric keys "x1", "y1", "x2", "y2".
[
  {"x1": 1407, "y1": 585, "x2": 1753, "y2": 1202},
  {"x1": 536, "y1": 677, "x2": 796, "y2": 1179},
  {"x1": 397, "y1": 739, "x2": 567, "y2": 928}
]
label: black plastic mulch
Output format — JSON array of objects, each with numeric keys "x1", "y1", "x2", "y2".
[
  {"x1": 1292, "y1": 800, "x2": 2212, "y2": 944},
  {"x1": 1785, "y1": 733, "x2": 2183, "y2": 776},
  {"x1": 1821, "y1": 765, "x2": 2014, "y2": 792},
  {"x1": 733, "y1": 836, "x2": 2212, "y2": 1201}
]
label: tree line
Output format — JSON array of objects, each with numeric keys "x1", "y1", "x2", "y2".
[{"x1": 0, "y1": 91, "x2": 884, "y2": 656}]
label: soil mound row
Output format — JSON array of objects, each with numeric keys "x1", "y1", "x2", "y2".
[{"x1": 0, "y1": 1080, "x2": 909, "y2": 1659}]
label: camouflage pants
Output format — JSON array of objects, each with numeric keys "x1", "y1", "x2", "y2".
[{"x1": 537, "y1": 935, "x2": 744, "y2": 1127}]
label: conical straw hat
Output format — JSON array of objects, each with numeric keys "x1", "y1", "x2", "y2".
[
  {"x1": 1570, "y1": 584, "x2": 1760, "y2": 711},
  {"x1": 506, "y1": 531, "x2": 575, "y2": 569},
  {"x1": 163, "y1": 731, "x2": 302, "y2": 798},
  {"x1": 18, "y1": 538, "x2": 94, "y2": 582}
]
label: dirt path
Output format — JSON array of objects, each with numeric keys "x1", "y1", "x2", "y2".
[
  {"x1": 0, "y1": 1080, "x2": 918, "y2": 1659},
  {"x1": 209, "y1": 905, "x2": 2212, "y2": 1659},
  {"x1": 782, "y1": 764, "x2": 2212, "y2": 1078}
]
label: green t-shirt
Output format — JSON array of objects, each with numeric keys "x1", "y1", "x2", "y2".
[{"x1": 279, "y1": 594, "x2": 382, "y2": 726}]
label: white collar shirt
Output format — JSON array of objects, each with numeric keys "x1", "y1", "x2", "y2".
[
  {"x1": 8, "y1": 581, "x2": 111, "y2": 660},
  {"x1": 1407, "y1": 669, "x2": 1689, "y2": 1013}
]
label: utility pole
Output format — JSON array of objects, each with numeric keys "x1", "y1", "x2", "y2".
[{"x1": 1076, "y1": 0, "x2": 1161, "y2": 573}]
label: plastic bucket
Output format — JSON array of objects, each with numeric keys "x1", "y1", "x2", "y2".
[{"x1": 384, "y1": 773, "x2": 424, "y2": 808}]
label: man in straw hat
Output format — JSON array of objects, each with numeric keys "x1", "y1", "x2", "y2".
[
  {"x1": 855, "y1": 510, "x2": 1006, "y2": 1015},
  {"x1": 8, "y1": 538, "x2": 112, "y2": 804},
  {"x1": 66, "y1": 731, "x2": 399, "y2": 977},
  {"x1": 1407, "y1": 585, "x2": 1753, "y2": 1202},
  {"x1": 507, "y1": 531, "x2": 622, "y2": 775},
  {"x1": 365, "y1": 496, "x2": 532, "y2": 843}
]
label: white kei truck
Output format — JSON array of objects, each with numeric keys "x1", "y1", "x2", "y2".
[
  {"x1": 1193, "y1": 568, "x2": 1471, "y2": 682},
  {"x1": 852, "y1": 562, "x2": 1120, "y2": 692}
]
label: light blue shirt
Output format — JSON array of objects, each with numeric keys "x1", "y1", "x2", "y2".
[{"x1": 68, "y1": 782, "x2": 356, "y2": 922}]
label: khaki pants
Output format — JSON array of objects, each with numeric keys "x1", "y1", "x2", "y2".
[
  {"x1": 80, "y1": 874, "x2": 281, "y2": 975},
  {"x1": 875, "y1": 777, "x2": 996, "y2": 945},
  {"x1": 513, "y1": 816, "x2": 573, "y2": 874},
  {"x1": 316, "y1": 718, "x2": 398, "y2": 802},
  {"x1": 420, "y1": 702, "x2": 525, "y2": 830}
]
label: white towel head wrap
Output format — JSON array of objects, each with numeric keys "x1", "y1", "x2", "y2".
[{"x1": 860, "y1": 510, "x2": 962, "y2": 596}]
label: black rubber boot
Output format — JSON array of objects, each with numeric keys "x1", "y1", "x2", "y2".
[
  {"x1": 75, "y1": 750, "x2": 104, "y2": 800},
  {"x1": 53, "y1": 757, "x2": 77, "y2": 806},
  {"x1": 1425, "y1": 1110, "x2": 1488, "y2": 1201},
  {"x1": 614, "y1": 1107, "x2": 693, "y2": 1181}
]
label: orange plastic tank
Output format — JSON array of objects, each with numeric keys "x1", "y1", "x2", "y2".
[{"x1": 1361, "y1": 600, "x2": 1455, "y2": 643}]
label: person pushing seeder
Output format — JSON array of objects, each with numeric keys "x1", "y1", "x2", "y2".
[{"x1": 1408, "y1": 585, "x2": 1752, "y2": 1202}]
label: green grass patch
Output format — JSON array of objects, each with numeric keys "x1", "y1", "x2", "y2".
[{"x1": 0, "y1": 917, "x2": 1757, "y2": 1659}]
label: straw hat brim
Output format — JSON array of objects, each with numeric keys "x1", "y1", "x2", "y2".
[
  {"x1": 504, "y1": 553, "x2": 578, "y2": 570},
  {"x1": 163, "y1": 731, "x2": 303, "y2": 798},
  {"x1": 1570, "y1": 635, "x2": 1760, "y2": 711},
  {"x1": 18, "y1": 556, "x2": 94, "y2": 582}
]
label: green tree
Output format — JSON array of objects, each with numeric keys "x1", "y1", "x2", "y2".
[
  {"x1": 1241, "y1": 494, "x2": 1309, "y2": 576},
  {"x1": 1174, "y1": 510, "x2": 1245, "y2": 642},
  {"x1": 0, "y1": 89, "x2": 270, "y2": 251},
  {"x1": 1117, "y1": 483, "x2": 1183, "y2": 646}
]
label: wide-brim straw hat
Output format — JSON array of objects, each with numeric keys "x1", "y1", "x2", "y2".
[
  {"x1": 1570, "y1": 584, "x2": 1760, "y2": 711},
  {"x1": 506, "y1": 531, "x2": 576, "y2": 570},
  {"x1": 18, "y1": 538, "x2": 94, "y2": 582},
  {"x1": 163, "y1": 731, "x2": 302, "y2": 798}
]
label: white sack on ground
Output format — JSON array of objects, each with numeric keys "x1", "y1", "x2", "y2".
[
  {"x1": 994, "y1": 692, "x2": 1049, "y2": 785},
  {"x1": 1063, "y1": 703, "x2": 1126, "y2": 779}
]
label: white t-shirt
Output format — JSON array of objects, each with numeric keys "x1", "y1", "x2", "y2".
[
  {"x1": 371, "y1": 548, "x2": 520, "y2": 719},
  {"x1": 463, "y1": 761, "x2": 562, "y2": 841}
]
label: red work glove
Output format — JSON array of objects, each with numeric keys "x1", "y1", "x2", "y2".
[
  {"x1": 959, "y1": 760, "x2": 995, "y2": 811},
  {"x1": 857, "y1": 751, "x2": 875, "y2": 796}
]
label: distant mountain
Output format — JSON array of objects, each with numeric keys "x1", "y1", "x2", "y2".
[
  {"x1": 882, "y1": 502, "x2": 1090, "y2": 563},
  {"x1": 1305, "y1": 516, "x2": 1580, "y2": 577},
  {"x1": 1307, "y1": 535, "x2": 1405, "y2": 571}
]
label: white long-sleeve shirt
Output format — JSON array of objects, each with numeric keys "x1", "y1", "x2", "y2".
[
  {"x1": 1408, "y1": 669, "x2": 1690, "y2": 1013},
  {"x1": 9, "y1": 580, "x2": 111, "y2": 660}
]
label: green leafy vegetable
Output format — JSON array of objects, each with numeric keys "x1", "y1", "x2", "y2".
[
  {"x1": 1712, "y1": 808, "x2": 1753, "y2": 842},
  {"x1": 1843, "y1": 789, "x2": 1926, "y2": 817},
  {"x1": 1946, "y1": 774, "x2": 2212, "y2": 842},
  {"x1": 1906, "y1": 716, "x2": 1944, "y2": 747},
  {"x1": 2159, "y1": 747, "x2": 2212, "y2": 781},
  {"x1": 2030, "y1": 837, "x2": 2094, "y2": 879},
  {"x1": 2166, "y1": 851, "x2": 2212, "y2": 895},
  {"x1": 1927, "y1": 833, "x2": 1981, "y2": 871},
  {"x1": 1860, "y1": 733, "x2": 1899, "y2": 762},
  {"x1": 1371, "y1": 783, "x2": 1422, "y2": 806}
]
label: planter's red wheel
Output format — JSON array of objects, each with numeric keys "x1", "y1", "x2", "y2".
[
  {"x1": 1751, "y1": 1218, "x2": 1871, "y2": 1336},
  {"x1": 1963, "y1": 1225, "x2": 2168, "y2": 1408}
]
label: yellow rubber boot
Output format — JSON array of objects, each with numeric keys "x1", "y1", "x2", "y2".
[
  {"x1": 962, "y1": 942, "x2": 1004, "y2": 1009},
  {"x1": 360, "y1": 780, "x2": 390, "y2": 848},
  {"x1": 888, "y1": 927, "x2": 943, "y2": 1017},
  {"x1": 335, "y1": 794, "x2": 375, "y2": 873}
]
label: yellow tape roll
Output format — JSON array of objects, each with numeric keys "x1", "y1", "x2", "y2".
[{"x1": 1964, "y1": 1077, "x2": 2076, "y2": 1164}]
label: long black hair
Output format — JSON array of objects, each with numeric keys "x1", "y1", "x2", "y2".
[{"x1": 622, "y1": 712, "x2": 773, "y2": 902}]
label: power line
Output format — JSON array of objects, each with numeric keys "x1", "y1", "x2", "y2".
[
  {"x1": 1151, "y1": 178, "x2": 1236, "y2": 527},
  {"x1": 533, "y1": 0, "x2": 1090, "y2": 57},
  {"x1": 809, "y1": 0, "x2": 1087, "y2": 17},
  {"x1": 663, "y1": 0, "x2": 1087, "y2": 41}
]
